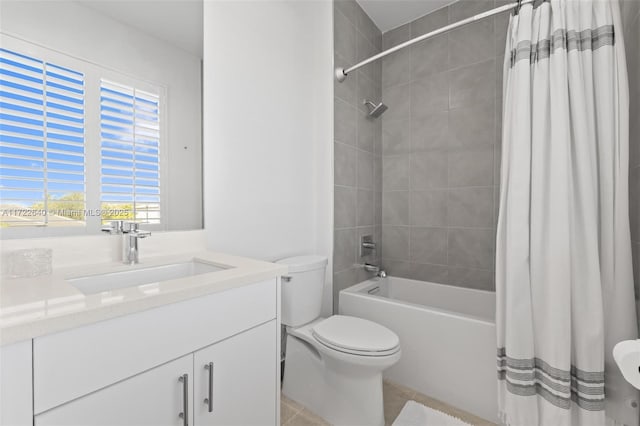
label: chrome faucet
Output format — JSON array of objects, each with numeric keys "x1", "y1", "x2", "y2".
[
  {"x1": 102, "y1": 220, "x2": 151, "y2": 264},
  {"x1": 363, "y1": 263, "x2": 387, "y2": 278}
]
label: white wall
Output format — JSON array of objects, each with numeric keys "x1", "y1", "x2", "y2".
[
  {"x1": 0, "y1": 1, "x2": 203, "y2": 231},
  {"x1": 203, "y1": 0, "x2": 334, "y2": 314}
]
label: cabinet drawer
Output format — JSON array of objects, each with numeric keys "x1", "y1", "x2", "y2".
[{"x1": 34, "y1": 279, "x2": 276, "y2": 414}]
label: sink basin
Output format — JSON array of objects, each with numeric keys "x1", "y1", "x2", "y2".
[{"x1": 68, "y1": 260, "x2": 226, "y2": 295}]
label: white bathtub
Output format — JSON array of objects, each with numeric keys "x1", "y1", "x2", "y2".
[{"x1": 340, "y1": 276, "x2": 498, "y2": 423}]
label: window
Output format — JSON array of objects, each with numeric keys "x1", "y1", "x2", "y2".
[
  {"x1": 0, "y1": 48, "x2": 85, "y2": 228},
  {"x1": 100, "y1": 80, "x2": 161, "y2": 225},
  {"x1": 0, "y1": 43, "x2": 164, "y2": 234}
]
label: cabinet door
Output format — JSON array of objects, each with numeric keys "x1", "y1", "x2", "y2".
[
  {"x1": 194, "y1": 320, "x2": 277, "y2": 426},
  {"x1": 35, "y1": 354, "x2": 192, "y2": 426},
  {"x1": 0, "y1": 340, "x2": 32, "y2": 426}
]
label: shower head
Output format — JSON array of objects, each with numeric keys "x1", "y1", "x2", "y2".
[{"x1": 363, "y1": 99, "x2": 388, "y2": 118}]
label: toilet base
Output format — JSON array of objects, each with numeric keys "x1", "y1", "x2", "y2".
[{"x1": 282, "y1": 333, "x2": 387, "y2": 426}]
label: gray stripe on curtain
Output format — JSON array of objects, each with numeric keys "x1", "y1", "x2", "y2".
[
  {"x1": 497, "y1": 371, "x2": 606, "y2": 411},
  {"x1": 496, "y1": 366, "x2": 605, "y2": 397},
  {"x1": 509, "y1": 25, "x2": 615, "y2": 67},
  {"x1": 496, "y1": 346, "x2": 606, "y2": 411},
  {"x1": 496, "y1": 348, "x2": 605, "y2": 384}
]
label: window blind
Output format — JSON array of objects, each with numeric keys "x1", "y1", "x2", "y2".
[
  {"x1": 0, "y1": 48, "x2": 85, "y2": 227},
  {"x1": 100, "y1": 79, "x2": 160, "y2": 225}
]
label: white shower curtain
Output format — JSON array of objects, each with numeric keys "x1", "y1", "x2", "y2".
[{"x1": 496, "y1": 1, "x2": 638, "y2": 425}]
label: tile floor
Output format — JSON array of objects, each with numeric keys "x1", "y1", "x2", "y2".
[
  {"x1": 281, "y1": 380, "x2": 497, "y2": 426},
  {"x1": 281, "y1": 394, "x2": 330, "y2": 426}
]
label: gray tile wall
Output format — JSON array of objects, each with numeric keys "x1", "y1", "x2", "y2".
[
  {"x1": 333, "y1": 1, "x2": 383, "y2": 312},
  {"x1": 380, "y1": 0, "x2": 507, "y2": 291},
  {"x1": 334, "y1": 0, "x2": 638, "y2": 301},
  {"x1": 621, "y1": 0, "x2": 640, "y2": 319}
]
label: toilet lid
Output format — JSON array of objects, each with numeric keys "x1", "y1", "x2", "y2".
[{"x1": 312, "y1": 315, "x2": 400, "y2": 355}]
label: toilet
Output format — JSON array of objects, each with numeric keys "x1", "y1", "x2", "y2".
[{"x1": 277, "y1": 255, "x2": 401, "y2": 426}]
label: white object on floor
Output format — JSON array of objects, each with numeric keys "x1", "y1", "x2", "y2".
[
  {"x1": 392, "y1": 400, "x2": 472, "y2": 426},
  {"x1": 614, "y1": 340, "x2": 640, "y2": 390}
]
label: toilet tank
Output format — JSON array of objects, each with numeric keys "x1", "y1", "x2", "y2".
[{"x1": 276, "y1": 255, "x2": 328, "y2": 327}]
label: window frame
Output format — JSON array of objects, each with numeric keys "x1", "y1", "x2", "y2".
[{"x1": 0, "y1": 34, "x2": 168, "y2": 239}]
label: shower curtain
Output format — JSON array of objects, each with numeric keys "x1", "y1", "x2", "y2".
[{"x1": 496, "y1": 0, "x2": 638, "y2": 425}]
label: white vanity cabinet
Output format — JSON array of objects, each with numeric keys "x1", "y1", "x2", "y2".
[
  {"x1": 35, "y1": 321, "x2": 277, "y2": 426},
  {"x1": 0, "y1": 340, "x2": 33, "y2": 426},
  {"x1": 29, "y1": 278, "x2": 279, "y2": 426}
]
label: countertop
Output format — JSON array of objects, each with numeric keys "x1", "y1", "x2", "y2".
[{"x1": 0, "y1": 251, "x2": 287, "y2": 346}]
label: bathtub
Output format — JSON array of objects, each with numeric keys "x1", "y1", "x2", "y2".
[{"x1": 340, "y1": 276, "x2": 498, "y2": 423}]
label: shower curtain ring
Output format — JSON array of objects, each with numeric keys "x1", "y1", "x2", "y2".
[{"x1": 515, "y1": 0, "x2": 523, "y2": 15}]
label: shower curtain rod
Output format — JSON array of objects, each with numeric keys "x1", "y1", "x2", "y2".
[{"x1": 335, "y1": 0, "x2": 534, "y2": 82}]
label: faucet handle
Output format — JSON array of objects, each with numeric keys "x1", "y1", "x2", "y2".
[
  {"x1": 123, "y1": 222, "x2": 151, "y2": 238},
  {"x1": 132, "y1": 230, "x2": 151, "y2": 239},
  {"x1": 123, "y1": 222, "x2": 151, "y2": 234},
  {"x1": 101, "y1": 220, "x2": 124, "y2": 234},
  {"x1": 360, "y1": 235, "x2": 377, "y2": 257}
]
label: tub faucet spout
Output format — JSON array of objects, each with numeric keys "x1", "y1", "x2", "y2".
[{"x1": 363, "y1": 263, "x2": 387, "y2": 278}]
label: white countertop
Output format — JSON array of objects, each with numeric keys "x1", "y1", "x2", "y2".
[{"x1": 0, "y1": 251, "x2": 287, "y2": 346}]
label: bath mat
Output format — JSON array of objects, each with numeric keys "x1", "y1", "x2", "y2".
[{"x1": 392, "y1": 400, "x2": 472, "y2": 426}]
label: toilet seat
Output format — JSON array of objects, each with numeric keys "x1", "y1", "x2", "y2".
[{"x1": 312, "y1": 315, "x2": 400, "y2": 357}]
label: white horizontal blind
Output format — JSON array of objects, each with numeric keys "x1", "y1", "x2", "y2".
[
  {"x1": 0, "y1": 48, "x2": 85, "y2": 228},
  {"x1": 100, "y1": 79, "x2": 161, "y2": 225}
]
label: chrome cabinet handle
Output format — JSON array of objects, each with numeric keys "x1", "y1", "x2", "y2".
[
  {"x1": 178, "y1": 374, "x2": 189, "y2": 426},
  {"x1": 204, "y1": 362, "x2": 214, "y2": 412},
  {"x1": 282, "y1": 276, "x2": 292, "y2": 282}
]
